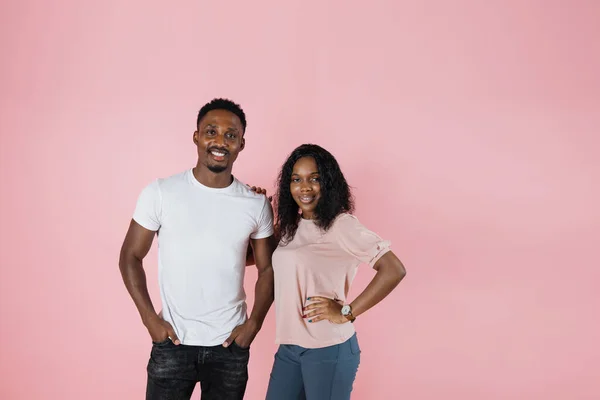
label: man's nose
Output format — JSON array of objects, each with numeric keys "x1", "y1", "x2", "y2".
[{"x1": 213, "y1": 133, "x2": 226, "y2": 147}]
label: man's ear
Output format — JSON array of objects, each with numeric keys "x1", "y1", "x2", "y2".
[
  {"x1": 193, "y1": 131, "x2": 198, "y2": 144},
  {"x1": 240, "y1": 137, "x2": 245, "y2": 151}
]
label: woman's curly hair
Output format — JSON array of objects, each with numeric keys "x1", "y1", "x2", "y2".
[{"x1": 274, "y1": 144, "x2": 354, "y2": 245}]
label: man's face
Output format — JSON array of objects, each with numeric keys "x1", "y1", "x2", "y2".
[{"x1": 194, "y1": 109, "x2": 245, "y2": 173}]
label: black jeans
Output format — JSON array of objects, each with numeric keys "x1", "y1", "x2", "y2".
[{"x1": 146, "y1": 339, "x2": 250, "y2": 400}]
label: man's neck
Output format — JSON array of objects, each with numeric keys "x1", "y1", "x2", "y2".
[{"x1": 192, "y1": 165, "x2": 233, "y2": 189}]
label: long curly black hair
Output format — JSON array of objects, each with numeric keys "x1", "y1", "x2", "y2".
[{"x1": 275, "y1": 144, "x2": 354, "y2": 245}]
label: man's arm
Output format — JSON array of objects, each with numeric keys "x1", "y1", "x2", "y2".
[
  {"x1": 223, "y1": 235, "x2": 276, "y2": 347},
  {"x1": 244, "y1": 185, "x2": 269, "y2": 266},
  {"x1": 247, "y1": 235, "x2": 277, "y2": 324},
  {"x1": 119, "y1": 219, "x2": 180, "y2": 344},
  {"x1": 245, "y1": 243, "x2": 255, "y2": 266}
]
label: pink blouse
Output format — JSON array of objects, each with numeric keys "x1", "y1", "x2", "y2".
[{"x1": 272, "y1": 213, "x2": 391, "y2": 348}]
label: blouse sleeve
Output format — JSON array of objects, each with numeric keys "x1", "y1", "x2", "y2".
[{"x1": 333, "y1": 214, "x2": 391, "y2": 268}]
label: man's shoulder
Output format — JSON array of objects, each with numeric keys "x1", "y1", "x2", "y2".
[
  {"x1": 154, "y1": 170, "x2": 189, "y2": 190},
  {"x1": 230, "y1": 177, "x2": 269, "y2": 203}
]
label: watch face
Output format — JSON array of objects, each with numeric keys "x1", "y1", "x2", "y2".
[{"x1": 341, "y1": 305, "x2": 351, "y2": 316}]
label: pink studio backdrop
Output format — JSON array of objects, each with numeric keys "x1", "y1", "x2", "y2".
[{"x1": 1, "y1": 1, "x2": 599, "y2": 399}]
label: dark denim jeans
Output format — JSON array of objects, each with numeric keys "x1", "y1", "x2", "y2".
[{"x1": 146, "y1": 339, "x2": 250, "y2": 400}]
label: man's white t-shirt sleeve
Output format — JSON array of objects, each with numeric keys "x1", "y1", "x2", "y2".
[
  {"x1": 132, "y1": 180, "x2": 162, "y2": 231},
  {"x1": 251, "y1": 196, "x2": 274, "y2": 239}
]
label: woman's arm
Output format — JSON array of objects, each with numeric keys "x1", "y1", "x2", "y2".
[
  {"x1": 349, "y1": 251, "x2": 406, "y2": 318},
  {"x1": 304, "y1": 251, "x2": 406, "y2": 323}
]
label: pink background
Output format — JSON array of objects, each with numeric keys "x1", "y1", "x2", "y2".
[{"x1": 1, "y1": 1, "x2": 599, "y2": 399}]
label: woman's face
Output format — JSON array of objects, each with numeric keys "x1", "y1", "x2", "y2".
[{"x1": 290, "y1": 156, "x2": 322, "y2": 219}]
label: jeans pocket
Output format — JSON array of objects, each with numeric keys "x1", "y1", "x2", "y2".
[
  {"x1": 232, "y1": 341, "x2": 250, "y2": 351},
  {"x1": 152, "y1": 338, "x2": 172, "y2": 346},
  {"x1": 349, "y1": 335, "x2": 361, "y2": 355}
]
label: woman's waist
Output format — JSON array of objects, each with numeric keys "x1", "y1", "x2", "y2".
[{"x1": 275, "y1": 316, "x2": 355, "y2": 348}]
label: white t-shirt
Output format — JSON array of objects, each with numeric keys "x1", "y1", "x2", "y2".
[{"x1": 132, "y1": 169, "x2": 274, "y2": 346}]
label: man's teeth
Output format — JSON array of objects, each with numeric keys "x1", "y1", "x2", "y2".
[{"x1": 211, "y1": 150, "x2": 226, "y2": 157}]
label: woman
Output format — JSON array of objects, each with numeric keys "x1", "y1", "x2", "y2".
[{"x1": 265, "y1": 144, "x2": 406, "y2": 400}]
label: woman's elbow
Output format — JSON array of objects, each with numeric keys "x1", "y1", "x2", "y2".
[
  {"x1": 385, "y1": 251, "x2": 406, "y2": 283},
  {"x1": 378, "y1": 260, "x2": 406, "y2": 285},
  {"x1": 393, "y1": 262, "x2": 406, "y2": 284}
]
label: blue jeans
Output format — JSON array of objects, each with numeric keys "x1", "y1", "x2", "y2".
[
  {"x1": 146, "y1": 339, "x2": 250, "y2": 400},
  {"x1": 265, "y1": 334, "x2": 361, "y2": 400}
]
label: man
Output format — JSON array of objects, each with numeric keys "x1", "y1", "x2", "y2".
[{"x1": 119, "y1": 98, "x2": 275, "y2": 399}]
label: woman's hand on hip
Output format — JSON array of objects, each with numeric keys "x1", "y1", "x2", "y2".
[{"x1": 303, "y1": 296, "x2": 348, "y2": 324}]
